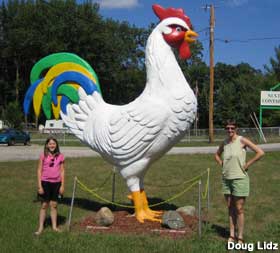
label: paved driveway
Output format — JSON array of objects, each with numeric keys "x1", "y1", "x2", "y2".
[{"x1": 0, "y1": 143, "x2": 279, "y2": 162}]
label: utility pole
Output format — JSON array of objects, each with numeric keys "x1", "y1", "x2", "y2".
[
  {"x1": 194, "y1": 80, "x2": 199, "y2": 136},
  {"x1": 208, "y1": 4, "x2": 215, "y2": 143}
]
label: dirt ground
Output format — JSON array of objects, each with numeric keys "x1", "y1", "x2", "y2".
[{"x1": 74, "y1": 210, "x2": 199, "y2": 239}]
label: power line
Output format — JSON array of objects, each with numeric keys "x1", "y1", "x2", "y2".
[
  {"x1": 215, "y1": 37, "x2": 280, "y2": 43},
  {"x1": 196, "y1": 27, "x2": 209, "y2": 33},
  {"x1": 199, "y1": 38, "x2": 210, "y2": 42},
  {"x1": 203, "y1": 47, "x2": 209, "y2": 63}
]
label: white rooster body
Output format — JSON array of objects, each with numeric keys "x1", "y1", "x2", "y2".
[{"x1": 61, "y1": 17, "x2": 197, "y2": 195}]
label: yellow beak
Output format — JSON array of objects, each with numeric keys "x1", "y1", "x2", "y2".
[{"x1": 184, "y1": 30, "x2": 198, "y2": 43}]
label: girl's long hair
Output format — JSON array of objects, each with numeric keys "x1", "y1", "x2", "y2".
[{"x1": 44, "y1": 137, "x2": 60, "y2": 157}]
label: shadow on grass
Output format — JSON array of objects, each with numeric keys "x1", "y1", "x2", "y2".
[
  {"x1": 43, "y1": 215, "x2": 67, "y2": 227},
  {"x1": 32, "y1": 198, "x2": 68, "y2": 227},
  {"x1": 210, "y1": 223, "x2": 228, "y2": 239},
  {"x1": 60, "y1": 196, "x2": 179, "y2": 213}
]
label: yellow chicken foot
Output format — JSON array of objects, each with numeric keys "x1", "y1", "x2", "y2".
[
  {"x1": 140, "y1": 190, "x2": 163, "y2": 217},
  {"x1": 132, "y1": 191, "x2": 161, "y2": 223}
]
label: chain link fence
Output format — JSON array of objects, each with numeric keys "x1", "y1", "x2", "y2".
[
  {"x1": 26, "y1": 127, "x2": 280, "y2": 146},
  {"x1": 181, "y1": 127, "x2": 280, "y2": 144}
]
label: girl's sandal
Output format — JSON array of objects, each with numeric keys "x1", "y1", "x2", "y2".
[
  {"x1": 228, "y1": 236, "x2": 236, "y2": 242},
  {"x1": 34, "y1": 231, "x2": 42, "y2": 236},
  {"x1": 237, "y1": 238, "x2": 244, "y2": 244}
]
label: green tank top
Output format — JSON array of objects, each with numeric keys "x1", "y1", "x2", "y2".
[{"x1": 222, "y1": 136, "x2": 247, "y2": 179}]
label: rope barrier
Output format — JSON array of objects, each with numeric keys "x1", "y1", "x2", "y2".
[
  {"x1": 201, "y1": 168, "x2": 210, "y2": 200},
  {"x1": 77, "y1": 178, "x2": 134, "y2": 208},
  {"x1": 145, "y1": 169, "x2": 209, "y2": 188},
  {"x1": 84, "y1": 171, "x2": 113, "y2": 192},
  {"x1": 148, "y1": 180, "x2": 199, "y2": 208},
  {"x1": 75, "y1": 168, "x2": 210, "y2": 209}
]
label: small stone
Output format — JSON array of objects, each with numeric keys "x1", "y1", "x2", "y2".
[
  {"x1": 176, "y1": 206, "x2": 196, "y2": 216},
  {"x1": 95, "y1": 207, "x2": 114, "y2": 226},
  {"x1": 161, "y1": 211, "x2": 185, "y2": 229}
]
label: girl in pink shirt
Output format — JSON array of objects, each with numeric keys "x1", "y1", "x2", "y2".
[{"x1": 35, "y1": 137, "x2": 65, "y2": 235}]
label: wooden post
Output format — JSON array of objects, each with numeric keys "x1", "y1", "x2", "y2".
[
  {"x1": 35, "y1": 116, "x2": 38, "y2": 130},
  {"x1": 195, "y1": 80, "x2": 199, "y2": 136},
  {"x1": 24, "y1": 115, "x2": 28, "y2": 130},
  {"x1": 209, "y1": 4, "x2": 215, "y2": 143}
]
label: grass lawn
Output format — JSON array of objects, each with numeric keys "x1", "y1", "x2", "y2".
[{"x1": 0, "y1": 152, "x2": 279, "y2": 253}]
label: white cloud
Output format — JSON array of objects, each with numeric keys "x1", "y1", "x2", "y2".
[{"x1": 98, "y1": 0, "x2": 140, "y2": 9}]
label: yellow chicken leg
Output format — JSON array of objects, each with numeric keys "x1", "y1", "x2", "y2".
[
  {"x1": 140, "y1": 190, "x2": 163, "y2": 218},
  {"x1": 132, "y1": 191, "x2": 161, "y2": 223}
]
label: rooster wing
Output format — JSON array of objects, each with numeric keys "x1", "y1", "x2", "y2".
[{"x1": 108, "y1": 98, "x2": 168, "y2": 167}]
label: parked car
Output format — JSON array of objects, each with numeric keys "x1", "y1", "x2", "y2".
[{"x1": 0, "y1": 128, "x2": 31, "y2": 146}]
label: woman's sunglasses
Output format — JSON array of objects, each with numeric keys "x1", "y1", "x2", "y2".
[{"x1": 225, "y1": 127, "x2": 236, "y2": 130}]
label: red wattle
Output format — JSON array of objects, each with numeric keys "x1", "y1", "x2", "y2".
[{"x1": 179, "y1": 41, "x2": 191, "y2": 59}]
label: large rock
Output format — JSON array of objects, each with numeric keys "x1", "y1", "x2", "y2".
[
  {"x1": 176, "y1": 206, "x2": 196, "y2": 216},
  {"x1": 162, "y1": 211, "x2": 185, "y2": 229},
  {"x1": 95, "y1": 207, "x2": 114, "y2": 226}
]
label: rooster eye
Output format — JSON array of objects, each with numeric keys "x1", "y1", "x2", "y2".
[{"x1": 176, "y1": 27, "x2": 182, "y2": 32}]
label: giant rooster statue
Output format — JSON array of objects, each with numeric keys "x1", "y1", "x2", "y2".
[{"x1": 24, "y1": 4, "x2": 198, "y2": 223}]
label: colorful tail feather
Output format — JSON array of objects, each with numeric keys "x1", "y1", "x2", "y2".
[{"x1": 23, "y1": 53, "x2": 102, "y2": 120}]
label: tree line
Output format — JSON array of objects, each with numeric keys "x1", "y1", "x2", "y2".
[{"x1": 0, "y1": 0, "x2": 279, "y2": 128}]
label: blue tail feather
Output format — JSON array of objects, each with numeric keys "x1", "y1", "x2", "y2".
[
  {"x1": 23, "y1": 79, "x2": 43, "y2": 115},
  {"x1": 60, "y1": 96, "x2": 70, "y2": 114},
  {"x1": 51, "y1": 71, "x2": 98, "y2": 106}
]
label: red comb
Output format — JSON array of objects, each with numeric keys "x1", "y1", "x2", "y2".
[{"x1": 152, "y1": 4, "x2": 192, "y2": 28}]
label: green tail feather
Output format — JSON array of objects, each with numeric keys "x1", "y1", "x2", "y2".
[
  {"x1": 30, "y1": 52, "x2": 101, "y2": 94},
  {"x1": 42, "y1": 84, "x2": 80, "y2": 119}
]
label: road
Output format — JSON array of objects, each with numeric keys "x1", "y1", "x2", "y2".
[{"x1": 0, "y1": 143, "x2": 279, "y2": 162}]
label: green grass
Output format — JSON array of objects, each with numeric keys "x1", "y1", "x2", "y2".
[{"x1": 0, "y1": 153, "x2": 279, "y2": 253}]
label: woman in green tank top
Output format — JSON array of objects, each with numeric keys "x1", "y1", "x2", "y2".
[{"x1": 215, "y1": 120, "x2": 264, "y2": 244}]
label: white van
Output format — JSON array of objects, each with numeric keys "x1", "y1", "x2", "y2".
[
  {"x1": 43, "y1": 120, "x2": 69, "y2": 133},
  {"x1": 0, "y1": 120, "x2": 8, "y2": 130}
]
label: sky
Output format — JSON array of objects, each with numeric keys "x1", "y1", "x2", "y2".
[{"x1": 93, "y1": 0, "x2": 280, "y2": 71}]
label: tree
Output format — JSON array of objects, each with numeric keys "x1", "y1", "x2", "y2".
[
  {"x1": 214, "y1": 63, "x2": 264, "y2": 127},
  {"x1": 3, "y1": 101, "x2": 23, "y2": 128},
  {"x1": 265, "y1": 45, "x2": 280, "y2": 81}
]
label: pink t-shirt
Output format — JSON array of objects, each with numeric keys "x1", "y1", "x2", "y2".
[{"x1": 40, "y1": 153, "x2": 64, "y2": 182}]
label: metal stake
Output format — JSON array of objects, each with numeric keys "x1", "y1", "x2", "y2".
[
  {"x1": 207, "y1": 168, "x2": 210, "y2": 211},
  {"x1": 198, "y1": 179, "x2": 202, "y2": 238},
  {"x1": 112, "y1": 167, "x2": 116, "y2": 203},
  {"x1": 67, "y1": 176, "x2": 77, "y2": 232}
]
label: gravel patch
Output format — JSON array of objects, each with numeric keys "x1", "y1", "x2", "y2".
[
  {"x1": 0, "y1": 145, "x2": 99, "y2": 161},
  {"x1": 0, "y1": 143, "x2": 279, "y2": 162}
]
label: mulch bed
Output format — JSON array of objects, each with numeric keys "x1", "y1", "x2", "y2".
[{"x1": 74, "y1": 211, "x2": 199, "y2": 239}]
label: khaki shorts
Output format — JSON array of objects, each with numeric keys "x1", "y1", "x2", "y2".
[{"x1": 222, "y1": 176, "x2": 250, "y2": 197}]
